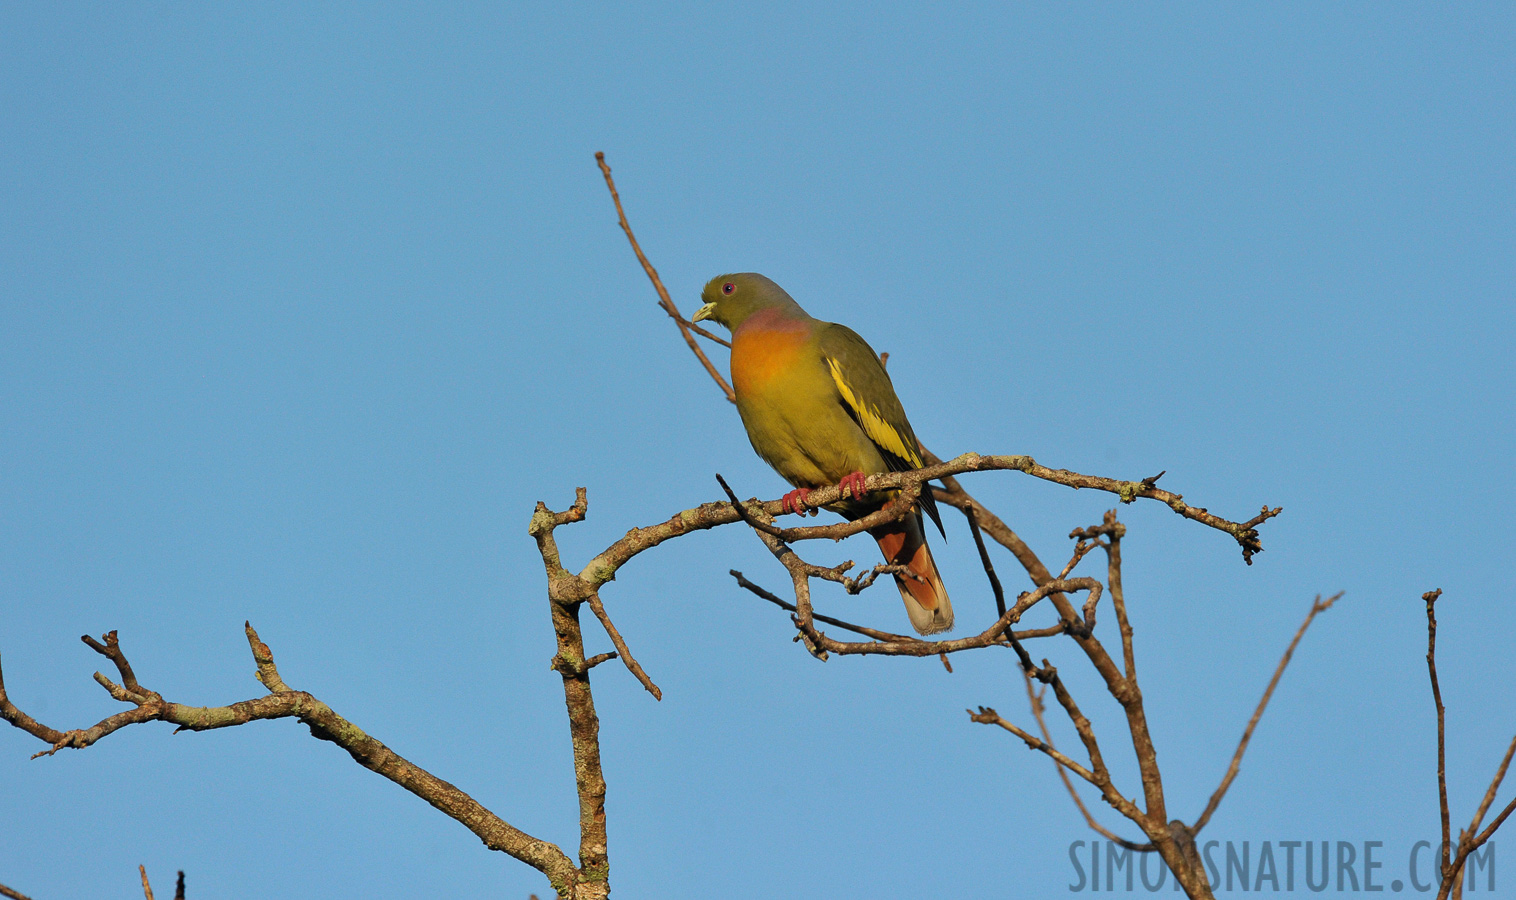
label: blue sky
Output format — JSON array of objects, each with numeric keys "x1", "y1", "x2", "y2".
[{"x1": 2, "y1": 4, "x2": 1513, "y2": 897}]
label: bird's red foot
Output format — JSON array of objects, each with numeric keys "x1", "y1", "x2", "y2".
[
  {"x1": 839, "y1": 471, "x2": 869, "y2": 500},
  {"x1": 781, "y1": 487, "x2": 813, "y2": 516}
]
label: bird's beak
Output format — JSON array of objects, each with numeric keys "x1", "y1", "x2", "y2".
[{"x1": 691, "y1": 301, "x2": 716, "y2": 323}]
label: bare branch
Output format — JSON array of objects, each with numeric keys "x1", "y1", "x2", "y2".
[
  {"x1": 531, "y1": 494, "x2": 616, "y2": 894},
  {"x1": 583, "y1": 652, "x2": 619, "y2": 670},
  {"x1": 716, "y1": 471, "x2": 923, "y2": 544},
  {"x1": 965, "y1": 506, "x2": 1008, "y2": 619},
  {"x1": 839, "y1": 454, "x2": 1272, "y2": 557},
  {"x1": 1471, "y1": 793, "x2": 1516, "y2": 852},
  {"x1": 0, "y1": 882, "x2": 35, "y2": 900},
  {"x1": 577, "y1": 451, "x2": 1273, "y2": 595},
  {"x1": 140, "y1": 865, "x2": 155, "y2": 900},
  {"x1": 1018, "y1": 666, "x2": 1154, "y2": 851},
  {"x1": 1192, "y1": 592, "x2": 1342, "y2": 834},
  {"x1": 0, "y1": 627, "x2": 585, "y2": 894},
  {"x1": 1469, "y1": 733, "x2": 1516, "y2": 841},
  {"x1": 1421, "y1": 588, "x2": 1516, "y2": 900},
  {"x1": 0, "y1": 650, "x2": 73, "y2": 747},
  {"x1": 594, "y1": 152, "x2": 735, "y2": 403},
  {"x1": 969, "y1": 705, "x2": 1100, "y2": 785},
  {"x1": 82, "y1": 631, "x2": 146, "y2": 696},
  {"x1": 730, "y1": 569, "x2": 1066, "y2": 647},
  {"x1": 586, "y1": 591, "x2": 662, "y2": 700},
  {"x1": 765, "y1": 529, "x2": 1098, "y2": 659},
  {"x1": 1426, "y1": 588, "x2": 1452, "y2": 874}
]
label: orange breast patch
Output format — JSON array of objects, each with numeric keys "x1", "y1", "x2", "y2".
[{"x1": 731, "y1": 325, "x2": 809, "y2": 397}]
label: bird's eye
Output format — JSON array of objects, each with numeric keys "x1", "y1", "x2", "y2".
[{"x1": 722, "y1": 282, "x2": 735, "y2": 295}]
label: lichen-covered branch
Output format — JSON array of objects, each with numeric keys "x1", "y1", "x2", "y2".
[
  {"x1": 0, "y1": 625, "x2": 595, "y2": 899},
  {"x1": 529, "y1": 491, "x2": 616, "y2": 897}
]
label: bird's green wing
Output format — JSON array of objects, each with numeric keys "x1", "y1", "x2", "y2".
[{"x1": 816, "y1": 323, "x2": 944, "y2": 536}]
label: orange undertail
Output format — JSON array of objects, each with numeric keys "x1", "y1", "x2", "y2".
[{"x1": 870, "y1": 516, "x2": 953, "y2": 636}]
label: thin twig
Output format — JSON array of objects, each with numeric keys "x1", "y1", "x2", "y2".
[
  {"x1": 731, "y1": 569, "x2": 1065, "y2": 645},
  {"x1": 969, "y1": 706, "x2": 1100, "y2": 785},
  {"x1": 587, "y1": 591, "x2": 662, "y2": 700},
  {"x1": 732, "y1": 570, "x2": 958, "y2": 644},
  {"x1": 1419, "y1": 588, "x2": 1516, "y2": 900},
  {"x1": 1469, "y1": 734, "x2": 1516, "y2": 840},
  {"x1": 82, "y1": 631, "x2": 146, "y2": 695},
  {"x1": 577, "y1": 452, "x2": 1274, "y2": 594},
  {"x1": 1471, "y1": 794, "x2": 1516, "y2": 851},
  {"x1": 0, "y1": 882, "x2": 35, "y2": 900},
  {"x1": 1426, "y1": 588, "x2": 1451, "y2": 875},
  {"x1": 1073, "y1": 513, "x2": 1137, "y2": 680},
  {"x1": 1193, "y1": 592, "x2": 1342, "y2": 833},
  {"x1": 722, "y1": 453, "x2": 1272, "y2": 555},
  {"x1": 140, "y1": 865, "x2": 155, "y2": 900},
  {"x1": 1019, "y1": 665, "x2": 1154, "y2": 850},
  {"x1": 965, "y1": 506, "x2": 1007, "y2": 619},
  {"x1": 755, "y1": 522, "x2": 1099, "y2": 659},
  {"x1": 595, "y1": 152, "x2": 735, "y2": 402}
]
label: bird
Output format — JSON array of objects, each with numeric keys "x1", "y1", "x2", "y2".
[{"x1": 692, "y1": 273, "x2": 952, "y2": 635}]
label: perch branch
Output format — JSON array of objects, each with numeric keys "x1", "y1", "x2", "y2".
[{"x1": 578, "y1": 452, "x2": 1271, "y2": 594}]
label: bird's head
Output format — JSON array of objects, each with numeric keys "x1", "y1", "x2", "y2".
[{"x1": 692, "y1": 273, "x2": 802, "y2": 331}]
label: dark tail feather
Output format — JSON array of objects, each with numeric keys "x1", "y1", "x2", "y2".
[
  {"x1": 870, "y1": 514, "x2": 953, "y2": 635},
  {"x1": 919, "y1": 480, "x2": 945, "y2": 538}
]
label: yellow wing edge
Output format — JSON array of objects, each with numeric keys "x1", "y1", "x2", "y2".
[{"x1": 826, "y1": 357, "x2": 924, "y2": 468}]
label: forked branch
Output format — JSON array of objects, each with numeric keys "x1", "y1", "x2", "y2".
[
  {"x1": 1423, "y1": 589, "x2": 1516, "y2": 900},
  {"x1": 0, "y1": 624, "x2": 601, "y2": 899}
]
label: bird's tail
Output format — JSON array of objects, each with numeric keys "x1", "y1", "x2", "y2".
[{"x1": 870, "y1": 515, "x2": 952, "y2": 635}]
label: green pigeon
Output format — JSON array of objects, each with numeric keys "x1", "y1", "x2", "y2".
[{"x1": 693, "y1": 273, "x2": 952, "y2": 635}]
